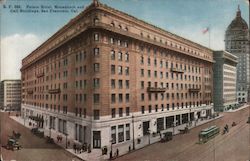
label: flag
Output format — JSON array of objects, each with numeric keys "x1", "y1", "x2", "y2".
[{"x1": 202, "y1": 27, "x2": 209, "y2": 34}]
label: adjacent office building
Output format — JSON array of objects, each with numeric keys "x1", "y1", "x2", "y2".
[
  {"x1": 21, "y1": 0, "x2": 214, "y2": 155},
  {"x1": 0, "y1": 80, "x2": 22, "y2": 111},
  {"x1": 225, "y1": 6, "x2": 250, "y2": 103},
  {"x1": 213, "y1": 51, "x2": 238, "y2": 112}
]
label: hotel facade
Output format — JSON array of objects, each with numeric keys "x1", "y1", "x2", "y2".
[{"x1": 21, "y1": 0, "x2": 214, "y2": 155}]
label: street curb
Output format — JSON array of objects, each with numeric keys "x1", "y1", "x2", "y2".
[{"x1": 111, "y1": 115, "x2": 224, "y2": 161}]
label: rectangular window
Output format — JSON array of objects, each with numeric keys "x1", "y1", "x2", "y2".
[
  {"x1": 141, "y1": 69, "x2": 144, "y2": 77},
  {"x1": 94, "y1": 33, "x2": 99, "y2": 41},
  {"x1": 94, "y1": 63, "x2": 100, "y2": 72},
  {"x1": 125, "y1": 80, "x2": 129, "y2": 89},
  {"x1": 93, "y1": 78, "x2": 100, "y2": 89},
  {"x1": 119, "y1": 108, "x2": 123, "y2": 117},
  {"x1": 118, "y1": 66, "x2": 122, "y2": 75},
  {"x1": 141, "y1": 106, "x2": 145, "y2": 114},
  {"x1": 141, "y1": 93, "x2": 144, "y2": 101},
  {"x1": 149, "y1": 105, "x2": 152, "y2": 113},
  {"x1": 126, "y1": 124, "x2": 130, "y2": 141},
  {"x1": 110, "y1": 50, "x2": 115, "y2": 60},
  {"x1": 118, "y1": 80, "x2": 123, "y2": 89},
  {"x1": 111, "y1": 108, "x2": 116, "y2": 118},
  {"x1": 111, "y1": 65, "x2": 115, "y2": 74},
  {"x1": 93, "y1": 94, "x2": 100, "y2": 103},
  {"x1": 155, "y1": 105, "x2": 158, "y2": 112},
  {"x1": 118, "y1": 125, "x2": 124, "y2": 142},
  {"x1": 126, "y1": 107, "x2": 130, "y2": 116},
  {"x1": 125, "y1": 53, "x2": 129, "y2": 62},
  {"x1": 94, "y1": 48, "x2": 99, "y2": 56},
  {"x1": 141, "y1": 81, "x2": 144, "y2": 89},
  {"x1": 118, "y1": 52, "x2": 122, "y2": 61},
  {"x1": 119, "y1": 94, "x2": 123, "y2": 102},
  {"x1": 111, "y1": 94, "x2": 116, "y2": 103},
  {"x1": 111, "y1": 126, "x2": 116, "y2": 144},
  {"x1": 126, "y1": 94, "x2": 129, "y2": 102},
  {"x1": 125, "y1": 67, "x2": 129, "y2": 75},
  {"x1": 111, "y1": 79, "x2": 115, "y2": 89},
  {"x1": 93, "y1": 110, "x2": 100, "y2": 120}
]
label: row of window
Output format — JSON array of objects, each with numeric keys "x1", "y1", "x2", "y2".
[
  {"x1": 140, "y1": 56, "x2": 202, "y2": 73},
  {"x1": 111, "y1": 65, "x2": 129, "y2": 75},
  {"x1": 140, "y1": 69, "x2": 202, "y2": 81},
  {"x1": 111, "y1": 124, "x2": 130, "y2": 144},
  {"x1": 141, "y1": 102, "x2": 203, "y2": 114},
  {"x1": 140, "y1": 92, "x2": 202, "y2": 101}
]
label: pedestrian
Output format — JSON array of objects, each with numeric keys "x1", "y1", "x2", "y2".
[
  {"x1": 128, "y1": 145, "x2": 131, "y2": 152},
  {"x1": 116, "y1": 149, "x2": 119, "y2": 157},
  {"x1": 110, "y1": 150, "x2": 113, "y2": 159},
  {"x1": 88, "y1": 144, "x2": 91, "y2": 153}
]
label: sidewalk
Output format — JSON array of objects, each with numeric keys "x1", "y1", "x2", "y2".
[
  {"x1": 9, "y1": 114, "x2": 223, "y2": 161},
  {"x1": 225, "y1": 104, "x2": 249, "y2": 113}
]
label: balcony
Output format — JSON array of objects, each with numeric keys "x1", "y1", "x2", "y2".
[
  {"x1": 48, "y1": 88, "x2": 61, "y2": 94},
  {"x1": 147, "y1": 87, "x2": 166, "y2": 93},
  {"x1": 188, "y1": 88, "x2": 201, "y2": 93},
  {"x1": 36, "y1": 72, "x2": 44, "y2": 78},
  {"x1": 171, "y1": 67, "x2": 184, "y2": 73}
]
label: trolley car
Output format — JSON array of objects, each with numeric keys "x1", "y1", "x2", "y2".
[{"x1": 199, "y1": 125, "x2": 220, "y2": 143}]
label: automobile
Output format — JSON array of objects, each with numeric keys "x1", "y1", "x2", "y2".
[
  {"x1": 6, "y1": 138, "x2": 22, "y2": 150},
  {"x1": 160, "y1": 132, "x2": 173, "y2": 142},
  {"x1": 247, "y1": 117, "x2": 250, "y2": 124}
]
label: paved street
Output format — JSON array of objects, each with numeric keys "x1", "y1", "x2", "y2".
[
  {"x1": 0, "y1": 112, "x2": 82, "y2": 161},
  {"x1": 116, "y1": 106, "x2": 250, "y2": 161}
]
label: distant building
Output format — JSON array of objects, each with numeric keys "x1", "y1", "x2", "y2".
[
  {"x1": 0, "y1": 80, "x2": 21, "y2": 111},
  {"x1": 21, "y1": 0, "x2": 214, "y2": 156},
  {"x1": 213, "y1": 51, "x2": 238, "y2": 112},
  {"x1": 225, "y1": 5, "x2": 250, "y2": 103}
]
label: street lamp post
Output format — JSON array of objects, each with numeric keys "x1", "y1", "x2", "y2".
[
  {"x1": 49, "y1": 126, "x2": 52, "y2": 138},
  {"x1": 65, "y1": 133, "x2": 68, "y2": 149},
  {"x1": 147, "y1": 129, "x2": 151, "y2": 145},
  {"x1": 172, "y1": 121, "x2": 176, "y2": 135},
  {"x1": 110, "y1": 139, "x2": 113, "y2": 159},
  {"x1": 132, "y1": 115, "x2": 135, "y2": 150}
]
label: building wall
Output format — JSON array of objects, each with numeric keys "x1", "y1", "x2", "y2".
[
  {"x1": 213, "y1": 51, "x2": 237, "y2": 112},
  {"x1": 21, "y1": 2, "x2": 214, "y2": 150},
  {"x1": 0, "y1": 80, "x2": 21, "y2": 110}
]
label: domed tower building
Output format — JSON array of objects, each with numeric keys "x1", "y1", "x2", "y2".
[{"x1": 225, "y1": 5, "x2": 250, "y2": 103}]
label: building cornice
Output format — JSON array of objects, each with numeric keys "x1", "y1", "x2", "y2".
[{"x1": 21, "y1": 1, "x2": 213, "y2": 70}]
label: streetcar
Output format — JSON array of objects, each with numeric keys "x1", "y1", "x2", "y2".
[{"x1": 198, "y1": 125, "x2": 220, "y2": 143}]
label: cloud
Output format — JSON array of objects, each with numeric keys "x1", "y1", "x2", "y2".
[
  {"x1": 1, "y1": 34, "x2": 44, "y2": 80},
  {"x1": 244, "y1": 0, "x2": 249, "y2": 5}
]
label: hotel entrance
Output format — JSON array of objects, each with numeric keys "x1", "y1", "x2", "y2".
[{"x1": 93, "y1": 131, "x2": 101, "y2": 148}]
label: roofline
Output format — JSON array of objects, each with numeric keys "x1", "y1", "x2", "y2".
[{"x1": 22, "y1": 0, "x2": 213, "y2": 64}]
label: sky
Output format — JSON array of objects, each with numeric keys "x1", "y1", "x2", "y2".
[{"x1": 0, "y1": 0, "x2": 249, "y2": 80}]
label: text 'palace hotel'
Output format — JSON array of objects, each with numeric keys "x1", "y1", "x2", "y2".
[{"x1": 21, "y1": 0, "x2": 213, "y2": 154}]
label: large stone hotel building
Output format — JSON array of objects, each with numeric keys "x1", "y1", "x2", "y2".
[{"x1": 21, "y1": 0, "x2": 213, "y2": 155}]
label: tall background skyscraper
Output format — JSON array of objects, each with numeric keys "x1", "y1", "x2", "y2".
[{"x1": 225, "y1": 5, "x2": 250, "y2": 103}]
